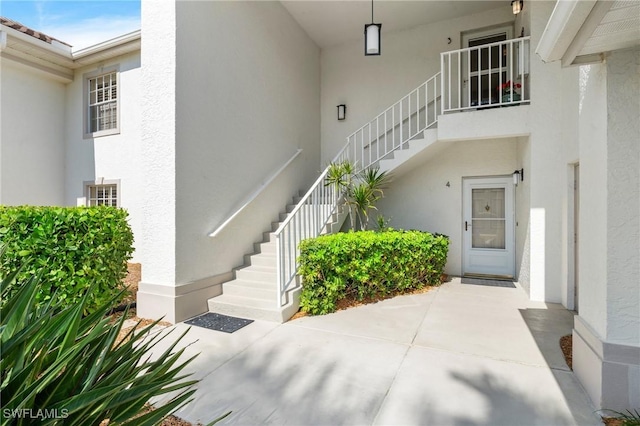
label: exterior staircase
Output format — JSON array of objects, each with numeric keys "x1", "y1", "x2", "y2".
[
  {"x1": 204, "y1": 37, "x2": 531, "y2": 324},
  {"x1": 207, "y1": 191, "x2": 347, "y2": 322}
]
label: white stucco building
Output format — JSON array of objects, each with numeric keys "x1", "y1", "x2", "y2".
[{"x1": 1, "y1": 0, "x2": 638, "y2": 412}]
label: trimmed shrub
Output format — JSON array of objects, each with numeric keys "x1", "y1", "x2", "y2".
[
  {"x1": 0, "y1": 206, "x2": 134, "y2": 313},
  {"x1": 299, "y1": 230, "x2": 449, "y2": 315},
  {"x1": 0, "y1": 259, "x2": 202, "y2": 426}
]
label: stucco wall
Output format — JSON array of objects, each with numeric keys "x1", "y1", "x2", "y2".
[
  {"x1": 320, "y1": 6, "x2": 514, "y2": 164},
  {"x1": 577, "y1": 62, "x2": 608, "y2": 339},
  {"x1": 605, "y1": 47, "x2": 639, "y2": 345},
  {"x1": 527, "y1": 0, "x2": 580, "y2": 303},
  {"x1": 64, "y1": 52, "x2": 142, "y2": 262},
  {"x1": 574, "y1": 47, "x2": 640, "y2": 412},
  {"x1": 515, "y1": 136, "x2": 531, "y2": 293},
  {"x1": 139, "y1": 0, "x2": 177, "y2": 285},
  {"x1": 173, "y1": 1, "x2": 321, "y2": 283},
  {"x1": 0, "y1": 60, "x2": 66, "y2": 205},
  {"x1": 377, "y1": 138, "x2": 518, "y2": 276}
]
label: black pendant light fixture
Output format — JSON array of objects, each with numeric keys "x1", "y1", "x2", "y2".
[{"x1": 364, "y1": 0, "x2": 381, "y2": 56}]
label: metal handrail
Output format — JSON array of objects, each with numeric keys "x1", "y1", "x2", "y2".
[{"x1": 209, "y1": 149, "x2": 302, "y2": 237}]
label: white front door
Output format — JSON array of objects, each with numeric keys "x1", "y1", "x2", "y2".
[{"x1": 463, "y1": 177, "x2": 515, "y2": 278}]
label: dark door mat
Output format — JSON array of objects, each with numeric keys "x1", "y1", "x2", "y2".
[
  {"x1": 184, "y1": 313, "x2": 254, "y2": 333},
  {"x1": 461, "y1": 277, "x2": 516, "y2": 288}
]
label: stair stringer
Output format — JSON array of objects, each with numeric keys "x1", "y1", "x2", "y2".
[
  {"x1": 206, "y1": 190, "x2": 343, "y2": 323},
  {"x1": 378, "y1": 127, "x2": 441, "y2": 176}
]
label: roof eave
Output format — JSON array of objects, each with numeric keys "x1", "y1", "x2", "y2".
[
  {"x1": 536, "y1": 0, "x2": 617, "y2": 67},
  {"x1": 72, "y1": 30, "x2": 141, "y2": 61}
]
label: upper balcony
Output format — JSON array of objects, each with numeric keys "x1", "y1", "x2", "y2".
[
  {"x1": 438, "y1": 37, "x2": 531, "y2": 142},
  {"x1": 441, "y1": 37, "x2": 530, "y2": 113}
]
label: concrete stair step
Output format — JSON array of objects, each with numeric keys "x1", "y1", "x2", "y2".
[
  {"x1": 208, "y1": 188, "x2": 340, "y2": 323},
  {"x1": 207, "y1": 288, "x2": 301, "y2": 323},
  {"x1": 256, "y1": 240, "x2": 276, "y2": 254},
  {"x1": 235, "y1": 266, "x2": 276, "y2": 282},
  {"x1": 222, "y1": 280, "x2": 277, "y2": 299},
  {"x1": 262, "y1": 230, "x2": 277, "y2": 242},
  {"x1": 246, "y1": 253, "x2": 276, "y2": 267}
]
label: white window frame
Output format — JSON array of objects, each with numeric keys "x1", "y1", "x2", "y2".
[
  {"x1": 83, "y1": 66, "x2": 120, "y2": 138},
  {"x1": 84, "y1": 179, "x2": 121, "y2": 207}
]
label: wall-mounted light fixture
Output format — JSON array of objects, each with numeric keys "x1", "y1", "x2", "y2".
[
  {"x1": 364, "y1": 0, "x2": 381, "y2": 56},
  {"x1": 513, "y1": 168, "x2": 524, "y2": 185},
  {"x1": 511, "y1": 0, "x2": 523, "y2": 15},
  {"x1": 337, "y1": 104, "x2": 346, "y2": 121}
]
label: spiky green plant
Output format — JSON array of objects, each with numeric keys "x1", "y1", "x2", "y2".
[
  {"x1": 603, "y1": 409, "x2": 640, "y2": 426},
  {"x1": 0, "y1": 259, "x2": 209, "y2": 425},
  {"x1": 375, "y1": 214, "x2": 391, "y2": 232},
  {"x1": 325, "y1": 161, "x2": 391, "y2": 231}
]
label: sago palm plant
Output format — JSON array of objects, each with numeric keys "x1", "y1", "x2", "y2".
[
  {"x1": 325, "y1": 160, "x2": 391, "y2": 231},
  {"x1": 0, "y1": 259, "x2": 211, "y2": 425}
]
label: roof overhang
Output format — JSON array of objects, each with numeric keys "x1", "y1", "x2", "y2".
[
  {"x1": 0, "y1": 24, "x2": 141, "y2": 83},
  {"x1": 536, "y1": 0, "x2": 640, "y2": 67}
]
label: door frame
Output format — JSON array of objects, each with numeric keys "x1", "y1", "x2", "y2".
[
  {"x1": 462, "y1": 176, "x2": 516, "y2": 278},
  {"x1": 461, "y1": 24, "x2": 514, "y2": 49}
]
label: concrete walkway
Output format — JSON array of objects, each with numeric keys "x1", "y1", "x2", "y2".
[{"x1": 153, "y1": 278, "x2": 601, "y2": 426}]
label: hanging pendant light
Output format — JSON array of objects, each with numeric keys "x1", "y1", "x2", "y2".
[{"x1": 364, "y1": 0, "x2": 381, "y2": 56}]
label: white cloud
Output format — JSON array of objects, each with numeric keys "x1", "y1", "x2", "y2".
[{"x1": 39, "y1": 15, "x2": 140, "y2": 50}]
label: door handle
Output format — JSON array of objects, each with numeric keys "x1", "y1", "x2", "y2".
[{"x1": 465, "y1": 221, "x2": 469, "y2": 231}]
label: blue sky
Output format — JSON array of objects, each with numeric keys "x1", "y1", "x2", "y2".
[{"x1": 1, "y1": 1, "x2": 140, "y2": 50}]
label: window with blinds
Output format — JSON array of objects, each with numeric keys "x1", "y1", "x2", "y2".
[
  {"x1": 86, "y1": 184, "x2": 118, "y2": 207},
  {"x1": 88, "y1": 71, "x2": 118, "y2": 134}
]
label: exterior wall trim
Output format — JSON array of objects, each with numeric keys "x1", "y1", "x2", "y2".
[
  {"x1": 137, "y1": 271, "x2": 233, "y2": 323},
  {"x1": 574, "y1": 315, "x2": 640, "y2": 410}
]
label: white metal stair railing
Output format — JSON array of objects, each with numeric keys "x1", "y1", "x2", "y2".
[
  {"x1": 336, "y1": 73, "x2": 442, "y2": 170},
  {"x1": 441, "y1": 37, "x2": 530, "y2": 112},
  {"x1": 275, "y1": 72, "x2": 442, "y2": 307},
  {"x1": 274, "y1": 168, "x2": 338, "y2": 307}
]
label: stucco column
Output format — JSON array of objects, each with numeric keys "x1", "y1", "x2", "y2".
[
  {"x1": 573, "y1": 47, "x2": 640, "y2": 411},
  {"x1": 137, "y1": 0, "x2": 179, "y2": 322},
  {"x1": 527, "y1": 0, "x2": 570, "y2": 303}
]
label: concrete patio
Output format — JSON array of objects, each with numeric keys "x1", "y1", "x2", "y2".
[{"x1": 152, "y1": 278, "x2": 601, "y2": 426}]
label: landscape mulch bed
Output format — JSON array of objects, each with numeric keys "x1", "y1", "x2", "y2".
[
  {"x1": 559, "y1": 335, "x2": 630, "y2": 426},
  {"x1": 560, "y1": 334, "x2": 572, "y2": 370},
  {"x1": 290, "y1": 276, "x2": 448, "y2": 321}
]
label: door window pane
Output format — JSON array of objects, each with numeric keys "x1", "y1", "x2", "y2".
[
  {"x1": 472, "y1": 220, "x2": 505, "y2": 249},
  {"x1": 472, "y1": 188, "x2": 506, "y2": 249}
]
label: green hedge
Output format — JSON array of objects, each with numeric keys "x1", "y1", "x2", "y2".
[
  {"x1": 0, "y1": 206, "x2": 134, "y2": 313},
  {"x1": 298, "y1": 230, "x2": 449, "y2": 315}
]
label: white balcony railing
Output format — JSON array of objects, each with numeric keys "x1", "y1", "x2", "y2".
[{"x1": 441, "y1": 37, "x2": 530, "y2": 112}]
